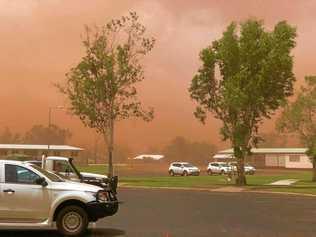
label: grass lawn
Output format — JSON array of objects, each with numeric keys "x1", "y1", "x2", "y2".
[{"x1": 79, "y1": 165, "x2": 316, "y2": 195}]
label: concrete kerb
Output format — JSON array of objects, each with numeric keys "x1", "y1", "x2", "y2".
[{"x1": 118, "y1": 183, "x2": 316, "y2": 198}]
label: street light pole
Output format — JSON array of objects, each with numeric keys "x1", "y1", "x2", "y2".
[{"x1": 47, "y1": 106, "x2": 64, "y2": 154}]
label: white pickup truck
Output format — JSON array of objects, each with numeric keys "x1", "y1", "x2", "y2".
[
  {"x1": 0, "y1": 160, "x2": 118, "y2": 236},
  {"x1": 28, "y1": 156, "x2": 118, "y2": 192}
]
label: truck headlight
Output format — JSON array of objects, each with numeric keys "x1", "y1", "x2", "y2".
[{"x1": 97, "y1": 190, "x2": 108, "y2": 202}]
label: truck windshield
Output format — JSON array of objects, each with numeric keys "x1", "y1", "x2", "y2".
[{"x1": 30, "y1": 164, "x2": 64, "y2": 182}]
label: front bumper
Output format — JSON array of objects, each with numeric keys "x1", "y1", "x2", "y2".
[
  {"x1": 87, "y1": 200, "x2": 120, "y2": 221},
  {"x1": 188, "y1": 171, "x2": 200, "y2": 176}
]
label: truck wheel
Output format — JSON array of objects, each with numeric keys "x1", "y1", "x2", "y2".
[
  {"x1": 183, "y1": 171, "x2": 188, "y2": 176},
  {"x1": 56, "y1": 205, "x2": 88, "y2": 236},
  {"x1": 207, "y1": 169, "x2": 213, "y2": 176}
]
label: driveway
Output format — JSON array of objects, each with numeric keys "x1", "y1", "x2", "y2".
[{"x1": 1, "y1": 188, "x2": 316, "y2": 236}]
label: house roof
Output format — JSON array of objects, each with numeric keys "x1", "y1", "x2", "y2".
[
  {"x1": 0, "y1": 144, "x2": 83, "y2": 151},
  {"x1": 213, "y1": 153, "x2": 234, "y2": 159},
  {"x1": 218, "y1": 148, "x2": 307, "y2": 155},
  {"x1": 133, "y1": 154, "x2": 164, "y2": 160}
]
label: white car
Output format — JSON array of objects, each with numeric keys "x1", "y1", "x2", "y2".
[
  {"x1": 0, "y1": 160, "x2": 119, "y2": 236},
  {"x1": 207, "y1": 162, "x2": 232, "y2": 175},
  {"x1": 229, "y1": 162, "x2": 256, "y2": 175},
  {"x1": 244, "y1": 164, "x2": 256, "y2": 175},
  {"x1": 168, "y1": 162, "x2": 200, "y2": 176}
]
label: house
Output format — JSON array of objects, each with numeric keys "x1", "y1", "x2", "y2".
[
  {"x1": 214, "y1": 148, "x2": 311, "y2": 169},
  {"x1": 0, "y1": 144, "x2": 83, "y2": 160},
  {"x1": 132, "y1": 154, "x2": 164, "y2": 161}
]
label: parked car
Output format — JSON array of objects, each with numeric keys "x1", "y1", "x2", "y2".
[
  {"x1": 229, "y1": 162, "x2": 256, "y2": 175},
  {"x1": 207, "y1": 162, "x2": 232, "y2": 175},
  {"x1": 0, "y1": 160, "x2": 119, "y2": 236},
  {"x1": 244, "y1": 164, "x2": 256, "y2": 175},
  {"x1": 168, "y1": 162, "x2": 200, "y2": 176}
]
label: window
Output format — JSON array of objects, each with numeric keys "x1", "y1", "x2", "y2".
[
  {"x1": 173, "y1": 163, "x2": 181, "y2": 167},
  {"x1": 30, "y1": 164, "x2": 64, "y2": 182},
  {"x1": 5, "y1": 164, "x2": 40, "y2": 184},
  {"x1": 53, "y1": 160, "x2": 75, "y2": 174},
  {"x1": 289, "y1": 155, "x2": 300, "y2": 162}
]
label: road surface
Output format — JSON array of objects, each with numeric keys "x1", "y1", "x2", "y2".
[{"x1": 1, "y1": 188, "x2": 316, "y2": 236}]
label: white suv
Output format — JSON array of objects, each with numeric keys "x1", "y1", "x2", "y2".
[
  {"x1": 169, "y1": 162, "x2": 200, "y2": 176},
  {"x1": 229, "y1": 162, "x2": 256, "y2": 175},
  {"x1": 207, "y1": 162, "x2": 232, "y2": 175},
  {"x1": 0, "y1": 160, "x2": 119, "y2": 236}
]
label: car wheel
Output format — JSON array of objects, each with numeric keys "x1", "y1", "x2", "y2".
[
  {"x1": 56, "y1": 205, "x2": 88, "y2": 236},
  {"x1": 207, "y1": 169, "x2": 213, "y2": 176},
  {"x1": 220, "y1": 170, "x2": 224, "y2": 175},
  {"x1": 169, "y1": 170, "x2": 175, "y2": 176},
  {"x1": 183, "y1": 171, "x2": 188, "y2": 176}
]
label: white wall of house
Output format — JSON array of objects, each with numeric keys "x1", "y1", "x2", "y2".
[
  {"x1": 265, "y1": 154, "x2": 286, "y2": 167},
  {"x1": 285, "y1": 154, "x2": 312, "y2": 168}
]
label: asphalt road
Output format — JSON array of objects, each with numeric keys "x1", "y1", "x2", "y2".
[{"x1": 2, "y1": 188, "x2": 316, "y2": 237}]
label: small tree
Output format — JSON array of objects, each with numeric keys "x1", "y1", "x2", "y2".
[
  {"x1": 189, "y1": 19, "x2": 296, "y2": 185},
  {"x1": 277, "y1": 76, "x2": 316, "y2": 181},
  {"x1": 58, "y1": 12, "x2": 155, "y2": 177}
]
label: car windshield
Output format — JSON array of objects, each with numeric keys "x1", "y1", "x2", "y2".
[
  {"x1": 30, "y1": 164, "x2": 64, "y2": 182},
  {"x1": 183, "y1": 163, "x2": 194, "y2": 167}
]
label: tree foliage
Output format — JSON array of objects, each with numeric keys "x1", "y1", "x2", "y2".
[
  {"x1": 24, "y1": 124, "x2": 72, "y2": 145},
  {"x1": 163, "y1": 136, "x2": 217, "y2": 164},
  {"x1": 189, "y1": 19, "x2": 296, "y2": 185},
  {"x1": 58, "y1": 12, "x2": 155, "y2": 176},
  {"x1": 0, "y1": 125, "x2": 71, "y2": 145},
  {"x1": 277, "y1": 76, "x2": 316, "y2": 180}
]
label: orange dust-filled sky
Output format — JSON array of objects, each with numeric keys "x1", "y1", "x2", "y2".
[{"x1": 0, "y1": 0, "x2": 315, "y2": 151}]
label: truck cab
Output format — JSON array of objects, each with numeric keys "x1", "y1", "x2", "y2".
[
  {"x1": 27, "y1": 156, "x2": 119, "y2": 217},
  {"x1": 28, "y1": 156, "x2": 117, "y2": 192},
  {"x1": 0, "y1": 160, "x2": 118, "y2": 236}
]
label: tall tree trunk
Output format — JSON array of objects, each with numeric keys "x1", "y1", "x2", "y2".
[
  {"x1": 234, "y1": 146, "x2": 247, "y2": 186},
  {"x1": 107, "y1": 119, "x2": 114, "y2": 178},
  {"x1": 312, "y1": 157, "x2": 316, "y2": 182}
]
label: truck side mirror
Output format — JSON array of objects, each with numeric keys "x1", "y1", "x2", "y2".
[{"x1": 36, "y1": 177, "x2": 48, "y2": 187}]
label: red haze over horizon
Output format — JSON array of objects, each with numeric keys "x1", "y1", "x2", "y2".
[{"x1": 0, "y1": 0, "x2": 315, "y2": 152}]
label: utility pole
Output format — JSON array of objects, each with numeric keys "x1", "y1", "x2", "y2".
[{"x1": 47, "y1": 106, "x2": 64, "y2": 155}]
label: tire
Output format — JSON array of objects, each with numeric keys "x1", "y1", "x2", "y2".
[
  {"x1": 207, "y1": 169, "x2": 213, "y2": 176},
  {"x1": 169, "y1": 170, "x2": 175, "y2": 176},
  {"x1": 183, "y1": 171, "x2": 188, "y2": 176},
  {"x1": 56, "y1": 205, "x2": 89, "y2": 236},
  {"x1": 220, "y1": 170, "x2": 224, "y2": 175}
]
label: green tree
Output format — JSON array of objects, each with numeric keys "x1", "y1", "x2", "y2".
[
  {"x1": 189, "y1": 19, "x2": 296, "y2": 185},
  {"x1": 58, "y1": 12, "x2": 155, "y2": 177},
  {"x1": 24, "y1": 124, "x2": 72, "y2": 145},
  {"x1": 277, "y1": 76, "x2": 316, "y2": 181}
]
